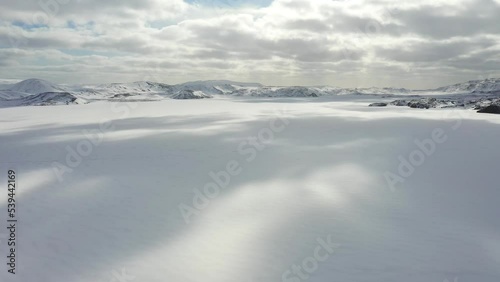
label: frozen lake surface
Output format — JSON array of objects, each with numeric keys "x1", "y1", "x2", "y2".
[{"x1": 1, "y1": 96, "x2": 499, "y2": 282}]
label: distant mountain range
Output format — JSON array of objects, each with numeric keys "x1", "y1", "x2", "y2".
[{"x1": 0, "y1": 78, "x2": 499, "y2": 107}]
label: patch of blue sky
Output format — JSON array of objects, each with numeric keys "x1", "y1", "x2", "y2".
[
  {"x1": 66, "y1": 20, "x2": 95, "y2": 30},
  {"x1": 66, "y1": 20, "x2": 77, "y2": 29},
  {"x1": 12, "y1": 21, "x2": 48, "y2": 30}
]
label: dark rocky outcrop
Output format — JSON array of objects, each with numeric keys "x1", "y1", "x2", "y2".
[
  {"x1": 477, "y1": 105, "x2": 500, "y2": 114},
  {"x1": 389, "y1": 100, "x2": 408, "y2": 106},
  {"x1": 171, "y1": 89, "x2": 213, "y2": 99},
  {"x1": 369, "y1": 102, "x2": 388, "y2": 107},
  {"x1": 407, "y1": 98, "x2": 438, "y2": 109},
  {"x1": 388, "y1": 98, "x2": 458, "y2": 109}
]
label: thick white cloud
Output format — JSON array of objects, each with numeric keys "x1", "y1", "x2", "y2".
[{"x1": 0, "y1": 0, "x2": 499, "y2": 88}]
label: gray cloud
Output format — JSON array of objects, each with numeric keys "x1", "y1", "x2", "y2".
[
  {"x1": 447, "y1": 48, "x2": 500, "y2": 71},
  {"x1": 392, "y1": 0, "x2": 500, "y2": 39},
  {"x1": 0, "y1": 0, "x2": 498, "y2": 88},
  {"x1": 375, "y1": 37, "x2": 497, "y2": 62}
]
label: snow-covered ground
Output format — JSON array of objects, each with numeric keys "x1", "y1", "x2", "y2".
[{"x1": 1, "y1": 96, "x2": 500, "y2": 282}]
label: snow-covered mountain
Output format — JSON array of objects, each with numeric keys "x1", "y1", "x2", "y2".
[
  {"x1": 434, "y1": 78, "x2": 500, "y2": 94},
  {"x1": 232, "y1": 86, "x2": 321, "y2": 97},
  {"x1": 0, "y1": 92, "x2": 86, "y2": 107},
  {"x1": 92, "y1": 81, "x2": 172, "y2": 94},
  {"x1": 9, "y1": 78, "x2": 66, "y2": 94},
  {"x1": 231, "y1": 86, "x2": 413, "y2": 97},
  {"x1": 0, "y1": 90, "x2": 32, "y2": 100},
  {"x1": 19, "y1": 92, "x2": 86, "y2": 106},
  {"x1": 1, "y1": 77, "x2": 499, "y2": 107},
  {"x1": 173, "y1": 80, "x2": 263, "y2": 95},
  {"x1": 171, "y1": 89, "x2": 213, "y2": 99},
  {"x1": 71, "y1": 81, "x2": 173, "y2": 99},
  {"x1": 0, "y1": 79, "x2": 90, "y2": 107},
  {"x1": 354, "y1": 87, "x2": 412, "y2": 95}
]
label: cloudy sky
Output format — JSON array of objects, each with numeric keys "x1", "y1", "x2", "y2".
[{"x1": 0, "y1": 0, "x2": 499, "y2": 89}]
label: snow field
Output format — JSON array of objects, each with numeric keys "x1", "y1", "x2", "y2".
[{"x1": 0, "y1": 97, "x2": 499, "y2": 282}]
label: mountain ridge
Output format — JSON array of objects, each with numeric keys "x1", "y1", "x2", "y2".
[{"x1": 1, "y1": 78, "x2": 499, "y2": 107}]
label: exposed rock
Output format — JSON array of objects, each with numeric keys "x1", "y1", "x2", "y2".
[
  {"x1": 389, "y1": 98, "x2": 459, "y2": 109},
  {"x1": 408, "y1": 98, "x2": 437, "y2": 109},
  {"x1": 477, "y1": 105, "x2": 500, "y2": 114},
  {"x1": 369, "y1": 102, "x2": 388, "y2": 107},
  {"x1": 19, "y1": 92, "x2": 86, "y2": 106},
  {"x1": 389, "y1": 100, "x2": 408, "y2": 106},
  {"x1": 273, "y1": 86, "x2": 320, "y2": 97},
  {"x1": 111, "y1": 93, "x2": 133, "y2": 98},
  {"x1": 473, "y1": 98, "x2": 500, "y2": 110},
  {"x1": 171, "y1": 89, "x2": 213, "y2": 99}
]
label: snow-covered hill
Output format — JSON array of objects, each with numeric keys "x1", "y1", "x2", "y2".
[
  {"x1": 72, "y1": 81, "x2": 174, "y2": 99},
  {"x1": 1, "y1": 77, "x2": 500, "y2": 107},
  {"x1": 171, "y1": 89, "x2": 213, "y2": 99},
  {"x1": 435, "y1": 78, "x2": 500, "y2": 94},
  {"x1": 0, "y1": 90, "x2": 32, "y2": 100},
  {"x1": 94, "y1": 81, "x2": 172, "y2": 94},
  {"x1": 0, "y1": 78, "x2": 73, "y2": 104},
  {"x1": 232, "y1": 86, "x2": 413, "y2": 97},
  {"x1": 20, "y1": 92, "x2": 86, "y2": 106},
  {"x1": 0, "y1": 92, "x2": 87, "y2": 107},
  {"x1": 173, "y1": 80, "x2": 263, "y2": 95},
  {"x1": 9, "y1": 78, "x2": 66, "y2": 94}
]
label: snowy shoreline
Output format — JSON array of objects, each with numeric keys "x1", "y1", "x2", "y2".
[{"x1": 1, "y1": 78, "x2": 499, "y2": 112}]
